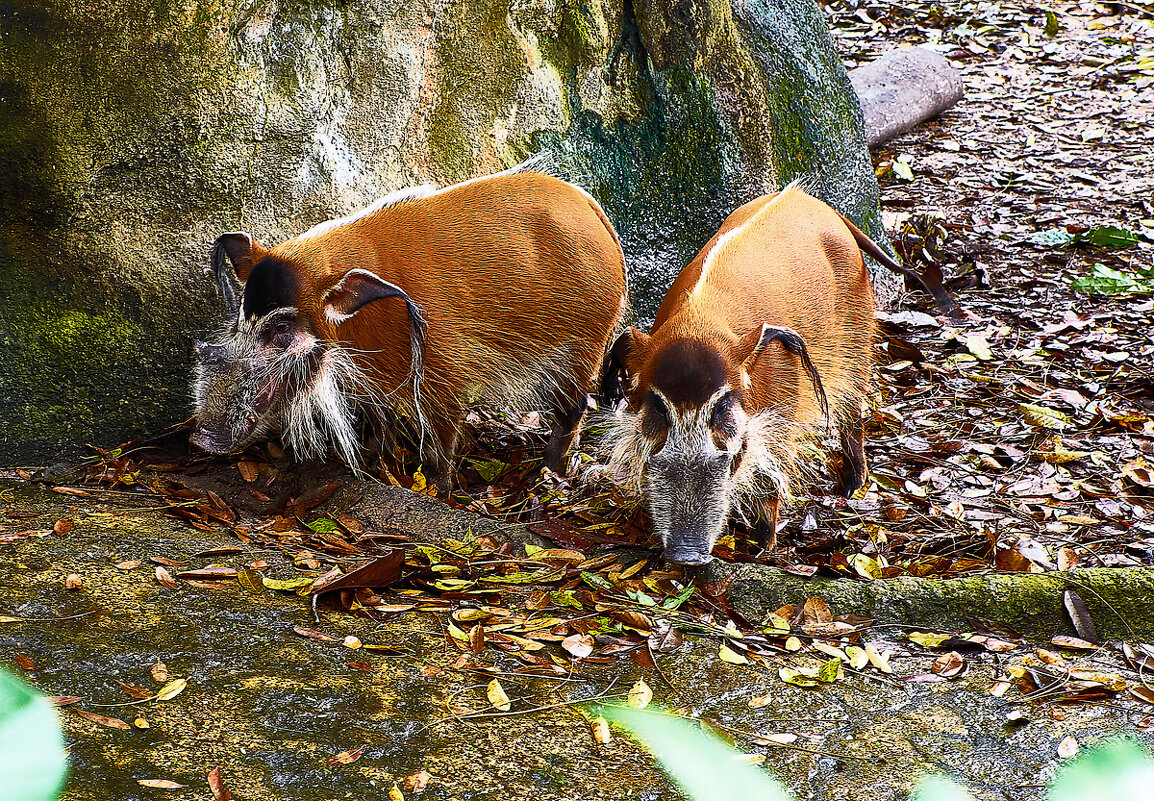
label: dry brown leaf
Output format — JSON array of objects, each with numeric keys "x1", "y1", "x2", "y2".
[
  {"x1": 49, "y1": 695, "x2": 82, "y2": 707},
  {"x1": 930, "y1": 651, "x2": 966, "y2": 678},
  {"x1": 117, "y1": 681, "x2": 153, "y2": 700},
  {"x1": 176, "y1": 566, "x2": 237, "y2": 580},
  {"x1": 562, "y1": 633, "x2": 594, "y2": 659},
  {"x1": 590, "y1": 715, "x2": 612, "y2": 744},
  {"x1": 150, "y1": 661, "x2": 168, "y2": 682},
  {"x1": 802, "y1": 597, "x2": 833, "y2": 624},
  {"x1": 403, "y1": 769, "x2": 431, "y2": 793},
  {"x1": 137, "y1": 780, "x2": 187, "y2": 789},
  {"x1": 74, "y1": 708, "x2": 131, "y2": 729},
  {"x1": 326, "y1": 745, "x2": 366, "y2": 767},
  {"x1": 293, "y1": 626, "x2": 340, "y2": 643},
  {"x1": 237, "y1": 460, "x2": 260, "y2": 482},
  {"x1": 65, "y1": 573, "x2": 83, "y2": 590},
  {"x1": 155, "y1": 566, "x2": 178, "y2": 590},
  {"x1": 208, "y1": 766, "x2": 231, "y2": 801}
]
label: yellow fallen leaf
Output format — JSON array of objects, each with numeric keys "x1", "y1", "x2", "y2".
[
  {"x1": 487, "y1": 679, "x2": 511, "y2": 712},
  {"x1": 1033, "y1": 447, "x2": 1091, "y2": 464},
  {"x1": 812, "y1": 642, "x2": 848, "y2": 663},
  {"x1": 627, "y1": 678, "x2": 653, "y2": 710},
  {"x1": 762, "y1": 613, "x2": 791, "y2": 635},
  {"x1": 155, "y1": 678, "x2": 187, "y2": 701},
  {"x1": 817, "y1": 657, "x2": 842, "y2": 683},
  {"x1": 389, "y1": 783, "x2": 405, "y2": 801},
  {"x1": 908, "y1": 632, "x2": 951, "y2": 648},
  {"x1": 137, "y1": 779, "x2": 185, "y2": 789},
  {"x1": 590, "y1": 715, "x2": 612, "y2": 744},
  {"x1": 965, "y1": 334, "x2": 992, "y2": 360},
  {"x1": 778, "y1": 666, "x2": 820, "y2": 688},
  {"x1": 845, "y1": 646, "x2": 869, "y2": 670},
  {"x1": 864, "y1": 644, "x2": 894, "y2": 674},
  {"x1": 719, "y1": 642, "x2": 750, "y2": 665},
  {"x1": 1019, "y1": 403, "x2": 1071, "y2": 430}
]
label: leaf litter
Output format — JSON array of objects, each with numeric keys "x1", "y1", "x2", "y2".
[{"x1": 6, "y1": 0, "x2": 1154, "y2": 767}]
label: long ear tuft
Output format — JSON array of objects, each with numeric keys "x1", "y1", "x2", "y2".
[
  {"x1": 601, "y1": 327, "x2": 649, "y2": 405},
  {"x1": 742, "y1": 324, "x2": 829, "y2": 423},
  {"x1": 210, "y1": 234, "x2": 247, "y2": 319}
]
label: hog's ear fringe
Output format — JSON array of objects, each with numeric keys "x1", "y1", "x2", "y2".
[
  {"x1": 401, "y1": 298, "x2": 430, "y2": 449},
  {"x1": 582, "y1": 406, "x2": 652, "y2": 499}
]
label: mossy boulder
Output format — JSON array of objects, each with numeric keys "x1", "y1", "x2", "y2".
[{"x1": 0, "y1": 0, "x2": 892, "y2": 463}]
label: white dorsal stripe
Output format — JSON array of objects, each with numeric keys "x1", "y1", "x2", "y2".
[
  {"x1": 298, "y1": 185, "x2": 439, "y2": 240},
  {"x1": 689, "y1": 179, "x2": 807, "y2": 299},
  {"x1": 296, "y1": 154, "x2": 558, "y2": 242}
]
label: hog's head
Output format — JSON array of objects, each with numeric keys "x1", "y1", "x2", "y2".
[
  {"x1": 190, "y1": 232, "x2": 425, "y2": 465},
  {"x1": 602, "y1": 324, "x2": 826, "y2": 565}
]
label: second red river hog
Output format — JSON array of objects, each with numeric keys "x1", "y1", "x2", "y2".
[{"x1": 600, "y1": 181, "x2": 930, "y2": 565}]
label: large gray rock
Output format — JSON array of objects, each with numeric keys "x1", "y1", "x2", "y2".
[
  {"x1": 0, "y1": 0, "x2": 894, "y2": 464},
  {"x1": 850, "y1": 46, "x2": 964, "y2": 148}
]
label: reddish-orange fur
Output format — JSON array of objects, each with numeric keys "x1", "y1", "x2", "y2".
[
  {"x1": 631, "y1": 185, "x2": 876, "y2": 427},
  {"x1": 606, "y1": 185, "x2": 880, "y2": 557},
  {"x1": 241, "y1": 171, "x2": 627, "y2": 477}
]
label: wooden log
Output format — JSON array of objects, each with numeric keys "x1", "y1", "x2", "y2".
[{"x1": 849, "y1": 46, "x2": 964, "y2": 148}]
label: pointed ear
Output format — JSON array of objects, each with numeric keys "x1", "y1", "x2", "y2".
[
  {"x1": 323, "y1": 269, "x2": 416, "y2": 321},
  {"x1": 601, "y1": 327, "x2": 650, "y2": 404},
  {"x1": 212, "y1": 232, "x2": 267, "y2": 282},
  {"x1": 736, "y1": 324, "x2": 829, "y2": 421},
  {"x1": 324, "y1": 269, "x2": 428, "y2": 412},
  {"x1": 210, "y1": 232, "x2": 269, "y2": 319}
]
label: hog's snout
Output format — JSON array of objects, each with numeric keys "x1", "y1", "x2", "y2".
[
  {"x1": 648, "y1": 445, "x2": 733, "y2": 565},
  {"x1": 189, "y1": 426, "x2": 235, "y2": 455},
  {"x1": 664, "y1": 540, "x2": 715, "y2": 566}
]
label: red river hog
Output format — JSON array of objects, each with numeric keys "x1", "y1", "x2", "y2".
[
  {"x1": 601, "y1": 182, "x2": 931, "y2": 565},
  {"x1": 192, "y1": 166, "x2": 628, "y2": 488}
]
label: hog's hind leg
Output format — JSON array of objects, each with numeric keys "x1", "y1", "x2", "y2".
[{"x1": 835, "y1": 403, "x2": 868, "y2": 497}]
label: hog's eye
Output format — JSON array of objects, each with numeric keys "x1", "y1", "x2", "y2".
[
  {"x1": 641, "y1": 391, "x2": 670, "y2": 439},
  {"x1": 262, "y1": 318, "x2": 295, "y2": 349},
  {"x1": 710, "y1": 393, "x2": 734, "y2": 431},
  {"x1": 648, "y1": 392, "x2": 670, "y2": 427}
]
